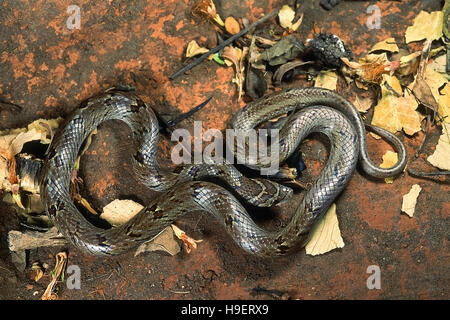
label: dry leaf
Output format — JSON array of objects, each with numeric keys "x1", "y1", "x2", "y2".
[
  {"x1": 353, "y1": 95, "x2": 373, "y2": 113},
  {"x1": 314, "y1": 70, "x2": 338, "y2": 91},
  {"x1": 380, "y1": 150, "x2": 398, "y2": 184},
  {"x1": 369, "y1": 37, "x2": 399, "y2": 53},
  {"x1": 305, "y1": 203, "x2": 344, "y2": 256},
  {"x1": 41, "y1": 252, "x2": 67, "y2": 300},
  {"x1": 438, "y1": 83, "x2": 450, "y2": 124},
  {"x1": 423, "y1": 65, "x2": 448, "y2": 105},
  {"x1": 278, "y1": 5, "x2": 295, "y2": 29},
  {"x1": 32, "y1": 262, "x2": 44, "y2": 282},
  {"x1": 171, "y1": 224, "x2": 203, "y2": 253},
  {"x1": 429, "y1": 54, "x2": 447, "y2": 74},
  {"x1": 405, "y1": 10, "x2": 443, "y2": 43},
  {"x1": 372, "y1": 76, "x2": 423, "y2": 136},
  {"x1": 135, "y1": 226, "x2": 181, "y2": 256},
  {"x1": 401, "y1": 184, "x2": 422, "y2": 218},
  {"x1": 342, "y1": 53, "x2": 398, "y2": 85},
  {"x1": 100, "y1": 199, "x2": 144, "y2": 226},
  {"x1": 192, "y1": 0, "x2": 224, "y2": 26},
  {"x1": 224, "y1": 16, "x2": 240, "y2": 34},
  {"x1": 222, "y1": 46, "x2": 247, "y2": 100},
  {"x1": 186, "y1": 40, "x2": 209, "y2": 58},
  {"x1": 427, "y1": 124, "x2": 450, "y2": 170}
]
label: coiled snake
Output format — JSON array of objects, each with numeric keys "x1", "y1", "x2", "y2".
[{"x1": 40, "y1": 88, "x2": 407, "y2": 256}]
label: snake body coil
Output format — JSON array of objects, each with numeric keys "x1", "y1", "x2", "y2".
[{"x1": 40, "y1": 88, "x2": 407, "y2": 256}]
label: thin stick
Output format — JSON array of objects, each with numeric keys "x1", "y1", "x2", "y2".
[
  {"x1": 415, "y1": 114, "x2": 431, "y2": 158},
  {"x1": 169, "y1": 10, "x2": 277, "y2": 79}
]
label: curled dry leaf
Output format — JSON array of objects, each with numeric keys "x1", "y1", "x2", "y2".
[
  {"x1": 305, "y1": 203, "x2": 344, "y2": 256},
  {"x1": 401, "y1": 184, "x2": 422, "y2": 218},
  {"x1": 171, "y1": 224, "x2": 203, "y2": 253},
  {"x1": 192, "y1": 0, "x2": 224, "y2": 26},
  {"x1": 31, "y1": 262, "x2": 44, "y2": 282},
  {"x1": 341, "y1": 53, "x2": 399, "y2": 86},
  {"x1": 278, "y1": 5, "x2": 303, "y2": 31},
  {"x1": 314, "y1": 70, "x2": 338, "y2": 91},
  {"x1": 186, "y1": 40, "x2": 209, "y2": 58},
  {"x1": 222, "y1": 45, "x2": 247, "y2": 100},
  {"x1": 380, "y1": 150, "x2": 399, "y2": 184},
  {"x1": 369, "y1": 37, "x2": 399, "y2": 53},
  {"x1": 272, "y1": 59, "x2": 312, "y2": 84},
  {"x1": 427, "y1": 124, "x2": 450, "y2": 170},
  {"x1": 224, "y1": 16, "x2": 240, "y2": 35},
  {"x1": 405, "y1": 10, "x2": 443, "y2": 43}
]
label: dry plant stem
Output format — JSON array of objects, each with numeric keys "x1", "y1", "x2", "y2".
[
  {"x1": 415, "y1": 114, "x2": 431, "y2": 158},
  {"x1": 170, "y1": 10, "x2": 278, "y2": 79}
]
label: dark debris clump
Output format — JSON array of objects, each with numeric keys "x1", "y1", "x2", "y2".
[
  {"x1": 306, "y1": 33, "x2": 353, "y2": 69},
  {"x1": 320, "y1": 0, "x2": 340, "y2": 10}
]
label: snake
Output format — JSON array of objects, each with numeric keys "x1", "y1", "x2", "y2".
[{"x1": 40, "y1": 87, "x2": 407, "y2": 256}]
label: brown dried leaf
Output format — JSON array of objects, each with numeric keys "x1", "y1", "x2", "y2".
[
  {"x1": 224, "y1": 16, "x2": 240, "y2": 35},
  {"x1": 342, "y1": 53, "x2": 399, "y2": 85},
  {"x1": 135, "y1": 226, "x2": 181, "y2": 256},
  {"x1": 171, "y1": 224, "x2": 203, "y2": 253},
  {"x1": 353, "y1": 95, "x2": 373, "y2": 113}
]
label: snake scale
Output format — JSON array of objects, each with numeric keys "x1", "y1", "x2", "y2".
[{"x1": 40, "y1": 87, "x2": 407, "y2": 256}]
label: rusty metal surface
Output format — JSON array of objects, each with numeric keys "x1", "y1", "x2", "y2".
[{"x1": 0, "y1": 0, "x2": 448, "y2": 299}]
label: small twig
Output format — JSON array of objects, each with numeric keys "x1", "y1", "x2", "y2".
[
  {"x1": 415, "y1": 114, "x2": 431, "y2": 158},
  {"x1": 166, "y1": 96, "x2": 212, "y2": 128},
  {"x1": 170, "y1": 10, "x2": 277, "y2": 79}
]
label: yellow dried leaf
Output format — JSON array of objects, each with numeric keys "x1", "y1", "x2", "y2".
[
  {"x1": 438, "y1": 83, "x2": 450, "y2": 124},
  {"x1": 224, "y1": 16, "x2": 240, "y2": 35},
  {"x1": 380, "y1": 150, "x2": 398, "y2": 183},
  {"x1": 100, "y1": 199, "x2": 144, "y2": 226},
  {"x1": 401, "y1": 184, "x2": 422, "y2": 218},
  {"x1": 405, "y1": 10, "x2": 443, "y2": 43},
  {"x1": 372, "y1": 77, "x2": 423, "y2": 136},
  {"x1": 423, "y1": 65, "x2": 448, "y2": 104},
  {"x1": 369, "y1": 37, "x2": 399, "y2": 53},
  {"x1": 305, "y1": 203, "x2": 344, "y2": 256},
  {"x1": 397, "y1": 91, "x2": 423, "y2": 136},
  {"x1": 427, "y1": 124, "x2": 450, "y2": 170},
  {"x1": 278, "y1": 5, "x2": 295, "y2": 29},
  {"x1": 186, "y1": 40, "x2": 209, "y2": 58},
  {"x1": 314, "y1": 70, "x2": 338, "y2": 91},
  {"x1": 371, "y1": 93, "x2": 402, "y2": 134}
]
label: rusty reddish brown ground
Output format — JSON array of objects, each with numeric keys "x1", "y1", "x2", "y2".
[{"x1": 0, "y1": 0, "x2": 448, "y2": 299}]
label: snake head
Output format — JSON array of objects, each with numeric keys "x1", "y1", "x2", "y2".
[{"x1": 274, "y1": 184, "x2": 293, "y2": 206}]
